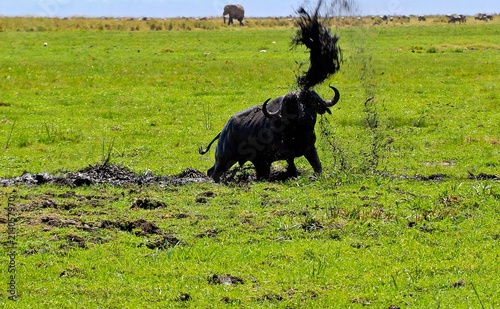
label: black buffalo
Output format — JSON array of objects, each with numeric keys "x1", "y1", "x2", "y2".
[{"x1": 199, "y1": 86, "x2": 340, "y2": 182}]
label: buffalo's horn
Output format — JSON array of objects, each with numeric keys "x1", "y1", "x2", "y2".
[
  {"x1": 325, "y1": 85, "x2": 340, "y2": 107},
  {"x1": 262, "y1": 98, "x2": 281, "y2": 119}
]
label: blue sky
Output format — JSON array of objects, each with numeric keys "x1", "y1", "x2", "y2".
[{"x1": 0, "y1": 0, "x2": 497, "y2": 18}]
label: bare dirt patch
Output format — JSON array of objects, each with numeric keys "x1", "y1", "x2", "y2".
[
  {"x1": 2, "y1": 163, "x2": 498, "y2": 188},
  {"x1": 468, "y1": 172, "x2": 499, "y2": 180},
  {"x1": 145, "y1": 234, "x2": 183, "y2": 249},
  {"x1": 130, "y1": 198, "x2": 166, "y2": 209},
  {"x1": 208, "y1": 274, "x2": 244, "y2": 285},
  {"x1": 99, "y1": 219, "x2": 163, "y2": 236},
  {"x1": 0, "y1": 163, "x2": 211, "y2": 187},
  {"x1": 0, "y1": 163, "x2": 311, "y2": 187}
]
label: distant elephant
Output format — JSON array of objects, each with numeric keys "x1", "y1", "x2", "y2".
[{"x1": 223, "y1": 4, "x2": 244, "y2": 26}]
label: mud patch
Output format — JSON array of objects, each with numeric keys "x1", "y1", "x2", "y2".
[
  {"x1": 396, "y1": 173, "x2": 449, "y2": 181},
  {"x1": 20, "y1": 198, "x2": 58, "y2": 211},
  {"x1": 131, "y1": 198, "x2": 166, "y2": 210},
  {"x1": 3, "y1": 163, "x2": 496, "y2": 188},
  {"x1": 220, "y1": 165, "x2": 303, "y2": 184},
  {"x1": 195, "y1": 228, "x2": 220, "y2": 238},
  {"x1": 468, "y1": 172, "x2": 499, "y2": 180},
  {"x1": 208, "y1": 274, "x2": 244, "y2": 285},
  {"x1": 302, "y1": 217, "x2": 324, "y2": 232},
  {"x1": 451, "y1": 280, "x2": 466, "y2": 288},
  {"x1": 195, "y1": 191, "x2": 215, "y2": 203},
  {"x1": 257, "y1": 293, "x2": 284, "y2": 302},
  {"x1": 38, "y1": 216, "x2": 98, "y2": 233},
  {"x1": 100, "y1": 219, "x2": 163, "y2": 236},
  {"x1": 40, "y1": 216, "x2": 78, "y2": 228},
  {"x1": 174, "y1": 293, "x2": 191, "y2": 302},
  {"x1": 60, "y1": 266, "x2": 86, "y2": 278},
  {"x1": 145, "y1": 234, "x2": 182, "y2": 249},
  {"x1": 0, "y1": 163, "x2": 211, "y2": 187},
  {"x1": 417, "y1": 173, "x2": 448, "y2": 181},
  {"x1": 64, "y1": 234, "x2": 87, "y2": 248}
]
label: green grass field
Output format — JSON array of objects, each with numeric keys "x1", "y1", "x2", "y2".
[{"x1": 0, "y1": 17, "x2": 499, "y2": 308}]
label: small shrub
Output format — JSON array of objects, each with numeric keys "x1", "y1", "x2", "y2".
[
  {"x1": 410, "y1": 45, "x2": 424, "y2": 53},
  {"x1": 426, "y1": 46, "x2": 439, "y2": 53}
]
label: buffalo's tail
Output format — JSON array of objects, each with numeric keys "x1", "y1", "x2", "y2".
[{"x1": 198, "y1": 132, "x2": 221, "y2": 155}]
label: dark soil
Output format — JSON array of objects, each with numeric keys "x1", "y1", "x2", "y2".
[
  {"x1": 1, "y1": 163, "x2": 497, "y2": 188},
  {"x1": 99, "y1": 219, "x2": 163, "y2": 236},
  {"x1": 195, "y1": 228, "x2": 220, "y2": 238},
  {"x1": 145, "y1": 234, "x2": 182, "y2": 249},
  {"x1": 64, "y1": 234, "x2": 87, "y2": 248},
  {"x1": 219, "y1": 165, "x2": 304, "y2": 184},
  {"x1": 302, "y1": 217, "x2": 324, "y2": 232},
  {"x1": 41, "y1": 216, "x2": 79, "y2": 228},
  {"x1": 195, "y1": 191, "x2": 215, "y2": 203},
  {"x1": 0, "y1": 163, "x2": 311, "y2": 187},
  {"x1": 0, "y1": 163, "x2": 211, "y2": 187},
  {"x1": 130, "y1": 198, "x2": 166, "y2": 209},
  {"x1": 208, "y1": 274, "x2": 244, "y2": 285},
  {"x1": 468, "y1": 172, "x2": 500, "y2": 180},
  {"x1": 175, "y1": 293, "x2": 192, "y2": 302}
]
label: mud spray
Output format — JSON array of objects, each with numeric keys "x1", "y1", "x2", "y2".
[
  {"x1": 302, "y1": 0, "x2": 385, "y2": 177},
  {"x1": 292, "y1": 0, "x2": 374, "y2": 178},
  {"x1": 292, "y1": 0, "x2": 342, "y2": 90}
]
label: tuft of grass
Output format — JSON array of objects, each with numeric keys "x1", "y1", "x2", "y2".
[{"x1": 426, "y1": 46, "x2": 439, "y2": 53}]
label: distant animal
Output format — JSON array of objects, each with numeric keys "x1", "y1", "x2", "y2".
[
  {"x1": 418, "y1": 15, "x2": 426, "y2": 21},
  {"x1": 448, "y1": 14, "x2": 466, "y2": 23},
  {"x1": 199, "y1": 86, "x2": 340, "y2": 182},
  {"x1": 475, "y1": 13, "x2": 493, "y2": 21},
  {"x1": 223, "y1": 4, "x2": 245, "y2": 26}
]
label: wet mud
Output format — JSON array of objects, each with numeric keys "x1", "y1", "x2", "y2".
[
  {"x1": 0, "y1": 163, "x2": 311, "y2": 187},
  {"x1": 0, "y1": 163, "x2": 210, "y2": 187}
]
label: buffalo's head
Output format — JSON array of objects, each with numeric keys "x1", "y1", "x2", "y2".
[{"x1": 262, "y1": 85, "x2": 340, "y2": 120}]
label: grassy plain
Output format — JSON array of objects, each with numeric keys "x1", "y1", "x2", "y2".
[{"x1": 0, "y1": 17, "x2": 499, "y2": 308}]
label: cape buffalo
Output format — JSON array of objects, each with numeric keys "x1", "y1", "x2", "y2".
[{"x1": 199, "y1": 86, "x2": 340, "y2": 182}]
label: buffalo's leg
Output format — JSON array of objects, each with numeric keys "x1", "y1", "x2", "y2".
[
  {"x1": 209, "y1": 159, "x2": 236, "y2": 183},
  {"x1": 304, "y1": 147, "x2": 322, "y2": 175},
  {"x1": 207, "y1": 165, "x2": 225, "y2": 183},
  {"x1": 286, "y1": 158, "x2": 298, "y2": 177},
  {"x1": 253, "y1": 161, "x2": 271, "y2": 180}
]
